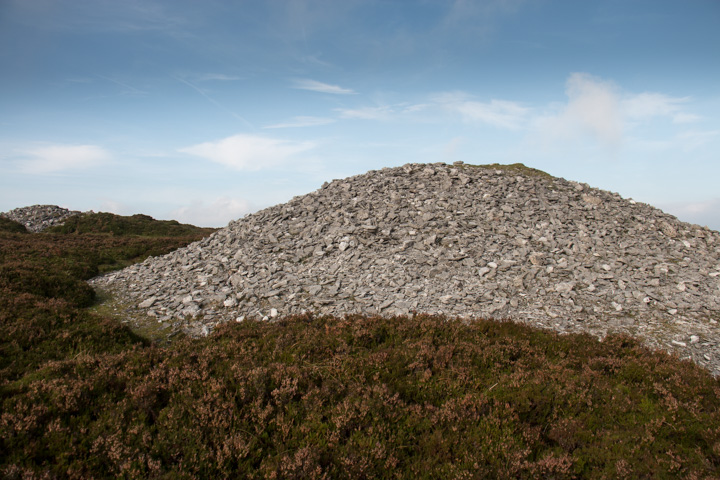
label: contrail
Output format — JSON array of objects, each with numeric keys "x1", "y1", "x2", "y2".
[{"x1": 174, "y1": 76, "x2": 255, "y2": 130}]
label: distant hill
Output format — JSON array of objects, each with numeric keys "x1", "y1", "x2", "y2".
[{"x1": 46, "y1": 212, "x2": 217, "y2": 237}]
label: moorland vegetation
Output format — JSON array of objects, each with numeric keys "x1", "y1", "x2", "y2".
[{"x1": 1, "y1": 213, "x2": 719, "y2": 478}]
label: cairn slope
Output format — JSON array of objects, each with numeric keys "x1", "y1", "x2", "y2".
[
  {"x1": 0, "y1": 205, "x2": 81, "y2": 232},
  {"x1": 92, "y1": 162, "x2": 720, "y2": 374}
]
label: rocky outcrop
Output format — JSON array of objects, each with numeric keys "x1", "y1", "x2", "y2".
[
  {"x1": 90, "y1": 162, "x2": 720, "y2": 375},
  {"x1": 0, "y1": 205, "x2": 81, "y2": 232}
]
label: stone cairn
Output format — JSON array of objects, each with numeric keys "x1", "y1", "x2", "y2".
[
  {"x1": 90, "y1": 162, "x2": 720, "y2": 375},
  {"x1": 0, "y1": 205, "x2": 81, "y2": 232}
]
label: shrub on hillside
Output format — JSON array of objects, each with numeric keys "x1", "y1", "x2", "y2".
[
  {"x1": 45, "y1": 212, "x2": 216, "y2": 237},
  {"x1": 0, "y1": 229, "x2": 210, "y2": 384},
  {"x1": 0, "y1": 217, "x2": 28, "y2": 233},
  {"x1": 2, "y1": 313, "x2": 720, "y2": 478}
]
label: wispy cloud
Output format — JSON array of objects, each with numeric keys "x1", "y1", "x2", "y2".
[
  {"x1": 622, "y1": 92, "x2": 695, "y2": 125},
  {"x1": 179, "y1": 134, "x2": 315, "y2": 170},
  {"x1": 195, "y1": 73, "x2": 243, "y2": 82},
  {"x1": 336, "y1": 105, "x2": 394, "y2": 120},
  {"x1": 18, "y1": 144, "x2": 111, "y2": 173},
  {"x1": 433, "y1": 92, "x2": 530, "y2": 129},
  {"x1": 264, "y1": 116, "x2": 336, "y2": 129},
  {"x1": 335, "y1": 102, "x2": 431, "y2": 121},
  {"x1": 292, "y1": 79, "x2": 356, "y2": 95},
  {"x1": 170, "y1": 197, "x2": 254, "y2": 227}
]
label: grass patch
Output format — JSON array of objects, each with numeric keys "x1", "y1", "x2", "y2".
[{"x1": 88, "y1": 286, "x2": 182, "y2": 344}]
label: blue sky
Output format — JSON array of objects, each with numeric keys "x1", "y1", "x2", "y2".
[{"x1": 1, "y1": 0, "x2": 719, "y2": 228}]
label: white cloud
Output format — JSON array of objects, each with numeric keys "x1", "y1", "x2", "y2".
[
  {"x1": 434, "y1": 92, "x2": 529, "y2": 129},
  {"x1": 562, "y1": 73, "x2": 623, "y2": 145},
  {"x1": 264, "y1": 116, "x2": 336, "y2": 129},
  {"x1": 19, "y1": 144, "x2": 110, "y2": 173},
  {"x1": 292, "y1": 79, "x2": 356, "y2": 95},
  {"x1": 170, "y1": 197, "x2": 254, "y2": 227},
  {"x1": 336, "y1": 105, "x2": 394, "y2": 120},
  {"x1": 533, "y1": 73, "x2": 700, "y2": 149},
  {"x1": 179, "y1": 134, "x2": 315, "y2": 170}
]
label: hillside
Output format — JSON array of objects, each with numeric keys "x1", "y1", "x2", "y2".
[{"x1": 1, "y1": 217, "x2": 719, "y2": 477}]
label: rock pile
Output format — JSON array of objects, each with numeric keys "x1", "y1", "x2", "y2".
[
  {"x1": 0, "y1": 205, "x2": 81, "y2": 232},
  {"x1": 91, "y1": 162, "x2": 720, "y2": 375}
]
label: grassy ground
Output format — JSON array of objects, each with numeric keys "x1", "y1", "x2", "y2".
[{"x1": 1, "y1": 214, "x2": 719, "y2": 479}]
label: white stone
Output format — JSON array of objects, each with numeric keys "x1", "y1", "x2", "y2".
[{"x1": 139, "y1": 297, "x2": 156, "y2": 308}]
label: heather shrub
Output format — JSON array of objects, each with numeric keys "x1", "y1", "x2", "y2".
[
  {"x1": 0, "y1": 227, "x2": 211, "y2": 384},
  {"x1": 3, "y1": 313, "x2": 719, "y2": 478},
  {"x1": 45, "y1": 212, "x2": 216, "y2": 237},
  {"x1": 0, "y1": 263, "x2": 95, "y2": 307},
  {"x1": 2, "y1": 225, "x2": 720, "y2": 478},
  {"x1": 0, "y1": 217, "x2": 27, "y2": 233}
]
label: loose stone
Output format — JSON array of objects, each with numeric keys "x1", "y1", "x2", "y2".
[{"x1": 88, "y1": 162, "x2": 720, "y2": 376}]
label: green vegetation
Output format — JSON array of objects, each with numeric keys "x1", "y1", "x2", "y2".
[
  {"x1": 1, "y1": 217, "x2": 720, "y2": 478},
  {"x1": 0, "y1": 223, "x2": 212, "y2": 384},
  {"x1": 0, "y1": 217, "x2": 28, "y2": 234},
  {"x1": 46, "y1": 211, "x2": 217, "y2": 237}
]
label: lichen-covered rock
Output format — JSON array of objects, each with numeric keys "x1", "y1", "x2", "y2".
[{"x1": 90, "y1": 162, "x2": 720, "y2": 375}]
